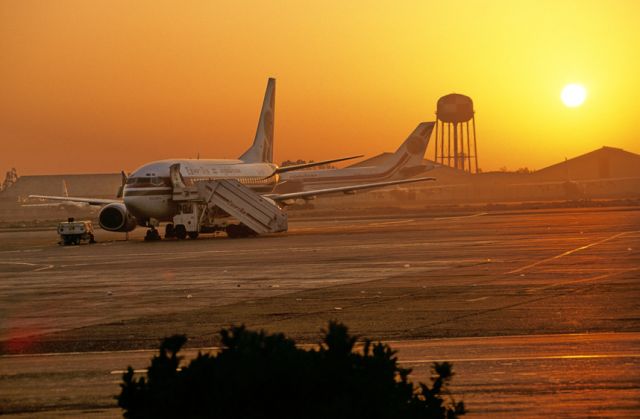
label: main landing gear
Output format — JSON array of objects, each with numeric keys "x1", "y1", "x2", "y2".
[
  {"x1": 144, "y1": 227, "x2": 162, "y2": 241},
  {"x1": 225, "y1": 224, "x2": 257, "y2": 239},
  {"x1": 165, "y1": 223, "x2": 175, "y2": 239},
  {"x1": 164, "y1": 223, "x2": 199, "y2": 240}
]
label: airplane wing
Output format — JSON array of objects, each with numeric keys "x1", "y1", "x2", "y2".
[
  {"x1": 28, "y1": 195, "x2": 121, "y2": 206},
  {"x1": 265, "y1": 176, "x2": 435, "y2": 203},
  {"x1": 274, "y1": 155, "x2": 363, "y2": 174}
]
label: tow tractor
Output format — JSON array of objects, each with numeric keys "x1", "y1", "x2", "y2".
[{"x1": 57, "y1": 218, "x2": 96, "y2": 245}]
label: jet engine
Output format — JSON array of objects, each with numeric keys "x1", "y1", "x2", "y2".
[{"x1": 99, "y1": 203, "x2": 137, "y2": 232}]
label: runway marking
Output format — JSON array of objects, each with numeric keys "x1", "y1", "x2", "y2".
[
  {"x1": 465, "y1": 296, "x2": 489, "y2": 302},
  {"x1": 506, "y1": 230, "x2": 639, "y2": 274},
  {"x1": 383, "y1": 331, "x2": 640, "y2": 345},
  {"x1": 368, "y1": 219, "x2": 415, "y2": 226},
  {"x1": 51, "y1": 242, "x2": 491, "y2": 268},
  {"x1": 0, "y1": 249, "x2": 44, "y2": 254},
  {"x1": 0, "y1": 261, "x2": 39, "y2": 267},
  {"x1": 409, "y1": 267, "x2": 640, "y2": 333},
  {"x1": 532, "y1": 266, "x2": 640, "y2": 291},
  {"x1": 110, "y1": 368, "x2": 183, "y2": 375},
  {"x1": 434, "y1": 212, "x2": 487, "y2": 221},
  {"x1": 111, "y1": 369, "x2": 147, "y2": 374},
  {"x1": 291, "y1": 219, "x2": 417, "y2": 232},
  {"x1": 4, "y1": 332, "x2": 637, "y2": 359},
  {"x1": 401, "y1": 353, "x2": 640, "y2": 364},
  {"x1": 0, "y1": 261, "x2": 54, "y2": 271}
]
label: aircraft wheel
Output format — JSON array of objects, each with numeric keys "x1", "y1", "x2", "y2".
[
  {"x1": 175, "y1": 224, "x2": 187, "y2": 240},
  {"x1": 227, "y1": 224, "x2": 255, "y2": 238},
  {"x1": 226, "y1": 224, "x2": 240, "y2": 239},
  {"x1": 239, "y1": 224, "x2": 257, "y2": 237},
  {"x1": 165, "y1": 223, "x2": 175, "y2": 239},
  {"x1": 144, "y1": 229, "x2": 161, "y2": 241},
  {"x1": 188, "y1": 232, "x2": 199, "y2": 240}
]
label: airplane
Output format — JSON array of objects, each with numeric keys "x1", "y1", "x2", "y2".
[
  {"x1": 275, "y1": 121, "x2": 436, "y2": 193},
  {"x1": 30, "y1": 78, "x2": 435, "y2": 240}
]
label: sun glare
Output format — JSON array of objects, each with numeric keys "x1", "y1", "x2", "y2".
[{"x1": 561, "y1": 83, "x2": 587, "y2": 107}]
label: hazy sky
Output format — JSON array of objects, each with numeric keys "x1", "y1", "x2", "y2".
[{"x1": 1, "y1": 0, "x2": 639, "y2": 175}]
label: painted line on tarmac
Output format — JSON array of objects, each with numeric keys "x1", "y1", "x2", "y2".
[
  {"x1": 291, "y1": 219, "x2": 416, "y2": 232},
  {"x1": 530, "y1": 266, "x2": 640, "y2": 291},
  {"x1": 506, "y1": 230, "x2": 639, "y2": 274},
  {"x1": 401, "y1": 353, "x2": 640, "y2": 364},
  {"x1": 465, "y1": 296, "x2": 489, "y2": 302},
  {"x1": 109, "y1": 353, "x2": 640, "y2": 375},
  {"x1": 368, "y1": 219, "x2": 415, "y2": 226},
  {"x1": 0, "y1": 249, "x2": 44, "y2": 254},
  {"x1": 56, "y1": 241, "x2": 485, "y2": 267},
  {"x1": 434, "y1": 212, "x2": 487, "y2": 221},
  {"x1": 0, "y1": 261, "x2": 54, "y2": 271},
  {"x1": 5, "y1": 332, "x2": 639, "y2": 363}
]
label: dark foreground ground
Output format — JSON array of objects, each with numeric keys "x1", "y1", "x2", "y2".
[{"x1": 0, "y1": 206, "x2": 639, "y2": 417}]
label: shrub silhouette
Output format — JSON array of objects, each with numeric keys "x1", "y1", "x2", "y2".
[{"x1": 118, "y1": 322, "x2": 465, "y2": 418}]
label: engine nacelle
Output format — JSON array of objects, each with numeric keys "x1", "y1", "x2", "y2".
[{"x1": 99, "y1": 203, "x2": 137, "y2": 232}]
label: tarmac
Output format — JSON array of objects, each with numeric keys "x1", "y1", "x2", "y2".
[{"x1": 0, "y1": 206, "x2": 639, "y2": 417}]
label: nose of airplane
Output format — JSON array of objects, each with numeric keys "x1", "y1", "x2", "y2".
[{"x1": 122, "y1": 193, "x2": 135, "y2": 211}]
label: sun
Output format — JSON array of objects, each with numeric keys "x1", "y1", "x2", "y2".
[{"x1": 561, "y1": 83, "x2": 587, "y2": 107}]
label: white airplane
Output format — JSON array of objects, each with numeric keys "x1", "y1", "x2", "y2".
[
  {"x1": 275, "y1": 121, "x2": 436, "y2": 193},
  {"x1": 30, "y1": 78, "x2": 435, "y2": 239}
]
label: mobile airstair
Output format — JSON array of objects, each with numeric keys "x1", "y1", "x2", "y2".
[
  {"x1": 196, "y1": 179, "x2": 287, "y2": 235},
  {"x1": 169, "y1": 164, "x2": 287, "y2": 238}
]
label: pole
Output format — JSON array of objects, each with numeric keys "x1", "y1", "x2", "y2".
[
  {"x1": 439, "y1": 120, "x2": 445, "y2": 165},
  {"x1": 472, "y1": 116, "x2": 479, "y2": 173},
  {"x1": 453, "y1": 122, "x2": 459, "y2": 169},
  {"x1": 433, "y1": 118, "x2": 439, "y2": 162},
  {"x1": 465, "y1": 121, "x2": 472, "y2": 173},
  {"x1": 447, "y1": 122, "x2": 452, "y2": 167}
]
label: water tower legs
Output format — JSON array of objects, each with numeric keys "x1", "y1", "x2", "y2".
[{"x1": 434, "y1": 93, "x2": 479, "y2": 173}]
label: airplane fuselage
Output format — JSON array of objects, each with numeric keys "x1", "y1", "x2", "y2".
[{"x1": 123, "y1": 159, "x2": 278, "y2": 223}]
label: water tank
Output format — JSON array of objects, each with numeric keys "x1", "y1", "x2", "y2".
[{"x1": 436, "y1": 94, "x2": 474, "y2": 123}]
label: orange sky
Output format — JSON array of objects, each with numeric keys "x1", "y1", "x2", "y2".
[{"x1": 1, "y1": 1, "x2": 639, "y2": 175}]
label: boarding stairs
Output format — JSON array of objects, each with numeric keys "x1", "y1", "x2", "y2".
[{"x1": 194, "y1": 179, "x2": 288, "y2": 235}]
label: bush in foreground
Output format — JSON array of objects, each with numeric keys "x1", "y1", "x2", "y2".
[{"x1": 118, "y1": 322, "x2": 465, "y2": 418}]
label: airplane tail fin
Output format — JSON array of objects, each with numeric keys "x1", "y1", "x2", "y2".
[
  {"x1": 239, "y1": 78, "x2": 276, "y2": 163},
  {"x1": 378, "y1": 122, "x2": 434, "y2": 173}
]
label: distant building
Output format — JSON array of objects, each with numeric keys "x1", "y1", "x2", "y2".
[{"x1": 531, "y1": 146, "x2": 640, "y2": 181}]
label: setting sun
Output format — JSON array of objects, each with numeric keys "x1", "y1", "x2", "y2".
[{"x1": 561, "y1": 83, "x2": 587, "y2": 108}]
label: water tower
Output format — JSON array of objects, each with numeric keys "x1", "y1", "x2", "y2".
[{"x1": 434, "y1": 94, "x2": 479, "y2": 173}]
